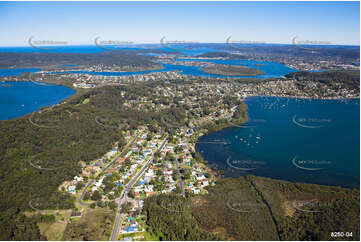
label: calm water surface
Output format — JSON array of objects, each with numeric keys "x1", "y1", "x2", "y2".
[
  {"x1": 196, "y1": 96, "x2": 360, "y2": 188},
  {"x1": 0, "y1": 81, "x2": 76, "y2": 121}
]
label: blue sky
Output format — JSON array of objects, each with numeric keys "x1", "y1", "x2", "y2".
[{"x1": 0, "y1": 1, "x2": 359, "y2": 46}]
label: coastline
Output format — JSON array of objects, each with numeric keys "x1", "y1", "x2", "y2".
[
  {"x1": 0, "y1": 77, "x2": 77, "y2": 89},
  {"x1": 194, "y1": 96, "x2": 360, "y2": 188},
  {"x1": 192, "y1": 102, "x2": 249, "y2": 179}
]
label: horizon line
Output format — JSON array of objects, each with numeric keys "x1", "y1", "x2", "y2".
[{"x1": 0, "y1": 42, "x2": 360, "y2": 48}]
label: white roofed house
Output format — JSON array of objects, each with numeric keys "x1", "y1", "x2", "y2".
[
  {"x1": 134, "y1": 186, "x2": 142, "y2": 193},
  {"x1": 163, "y1": 169, "x2": 173, "y2": 175},
  {"x1": 201, "y1": 180, "x2": 209, "y2": 188},
  {"x1": 144, "y1": 185, "x2": 154, "y2": 193},
  {"x1": 191, "y1": 188, "x2": 200, "y2": 194},
  {"x1": 74, "y1": 176, "x2": 83, "y2": 182},
  {"x1": 92, "y1": 185, "x2": 98, "y2": 192},
  {"x1": 92, "y1": 177, "x2": 104, "y2": 192},
  {"x1": 130, "y1": 164, "x2": 137, "y2": 172},
  {"x1": 145, "y1": 169, "x2": 154, "y2": 177},
  {"x1": 196, "y1": 174, "x2": 206, "y2": 181},
  {"x1": 106, "y1": 150, "x2": 117, "y2": 159}
]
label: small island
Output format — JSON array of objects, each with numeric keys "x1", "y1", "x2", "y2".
[{"x1": 201, "y1": 64, "x2": 265, "y2": 76}]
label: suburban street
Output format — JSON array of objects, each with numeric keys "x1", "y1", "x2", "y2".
[
  {"x1": 110, "y1": 137, "x2": 168, "y2": 241},
  {"x1": 175, "y1": 158, "x2": 185, "y2": 197},
  {"x1": 78, "y1": 132, "x2": 140, "y2": 206}
]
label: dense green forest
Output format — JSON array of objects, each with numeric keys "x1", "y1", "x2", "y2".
[
  {"x1": 1, "y1": 76, "x2": 358, "y2": 240},
  {"x1": 143, "y1": 193, "x2": 219, "y2": 240},
  {"x1": 0, "y1": 79, "x2": 245, "y2": 240},
  {"x1": 144, "y1": 176, "x2": 360, "y2": 241}
]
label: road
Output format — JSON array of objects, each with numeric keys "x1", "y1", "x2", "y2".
[
  {"x1": 175, "y1": 158, "x2": 185, "y2": 197},
  {"x1": 78, "y1": 132, "x2": 140, "y2": 206},
  {"x1": 110, "y1": 137, "x2": 168, "y2": 241}
]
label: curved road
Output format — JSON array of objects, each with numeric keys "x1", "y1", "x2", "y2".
[
  {"x1": 78, "y1": 133, "x2": 140, "y2": 206},
  {"x1": 110, "y1": 137, "x2": 168, "y2": 241}
]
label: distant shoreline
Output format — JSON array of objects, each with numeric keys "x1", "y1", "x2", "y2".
[{"x1": 0, "y1": 80, "x2": 77, "y2": 122}]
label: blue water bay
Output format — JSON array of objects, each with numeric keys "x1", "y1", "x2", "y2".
[
  {"x1": 0, "y1": 81, "x2": 76, "y2": 121},
  {"x1": 196, "y1": 96, "x2": 360, "y2": 188},
  {"x1": 0, "y1": 68, "x2": 41, "y2": 77}
]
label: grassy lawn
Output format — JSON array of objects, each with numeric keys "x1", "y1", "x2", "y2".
[
  {"x1": 118, "y1": 231, "x2": 145, "y2": 240},
  {"x1": 62, "y1": 208, "x2": 114, "y2": 240},
  {"x1": 24, "y1": 209, "x2": 72, "y2": 240},
  {"x1": 142, "y1": 230, "x2": 160, "y2": 241},
  {"x1": 73, "y1": 193, "x2": 87, "y2": 210},
  {"x1": 38, "y1": 220, "x2": 68, "y2": 241}
]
